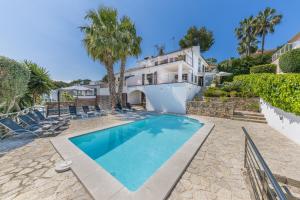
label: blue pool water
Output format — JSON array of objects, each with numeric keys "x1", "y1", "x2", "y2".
[{"x1": 70, "y1": 114, "x2": 203, "y2": 191}]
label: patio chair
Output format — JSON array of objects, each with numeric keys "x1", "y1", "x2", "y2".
[
  {"x1": 69, "y1": 106, "x2": 84, "y2": 119},
  {"x1": 82, "y1": 106, "x2": 99, "y2": 117},
  {"x1": 0, "y1": 118, "x2": 42, "y2": 139}
]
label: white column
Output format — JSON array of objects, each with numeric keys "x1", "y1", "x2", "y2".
[
  {"x1": 178, "y1": 63, "x2": 182, "y2": 82},
  {"x1": 188, "y1": 71, "x2": 192, "y2": 83}
]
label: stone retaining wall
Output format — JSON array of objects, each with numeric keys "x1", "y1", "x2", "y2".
[{"x1": 187, "y1": 97, "x2": 260, "y2": 118}]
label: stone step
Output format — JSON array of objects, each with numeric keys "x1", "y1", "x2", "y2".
[
  {"x1": 231, "y1": 117, "x2": 267, "y2": 124},
  {"x1": 234, "y1": 110, "x2": 264, "y2": 117},
  {"x1": 233, "y1": 114, "x2": 266, "y2": 120}
]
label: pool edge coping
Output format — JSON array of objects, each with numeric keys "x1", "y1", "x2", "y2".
[{"x1": 51, "y1": 115, "x2": 215, "y2": 200}]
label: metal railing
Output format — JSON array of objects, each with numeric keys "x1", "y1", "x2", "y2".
[{"x1": 243, "y1": 127, "x2": 287, "y2": 200}]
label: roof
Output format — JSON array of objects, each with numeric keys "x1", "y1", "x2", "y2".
[
  {"x1": 288, "y1": 32, "x2": 300, "y2": 43},
  {"x1": 60, "y1": 85, "x2": 93, "y2": 91}
]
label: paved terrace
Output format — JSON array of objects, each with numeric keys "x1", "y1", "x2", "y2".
[{"x1": 0, "y1": 113, "x2": 299, "y2": 200}]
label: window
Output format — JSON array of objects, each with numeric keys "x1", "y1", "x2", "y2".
[
  {"x1": 147, "y1": 74, "x2": 153, "y2": 85},
  {"x1": 182, "y1": 74, "x2": 188, "y2": 81}
]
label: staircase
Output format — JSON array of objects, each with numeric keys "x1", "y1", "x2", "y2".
[{"x1": 232, "y1": 110, "x2": 267, "y2": 124}]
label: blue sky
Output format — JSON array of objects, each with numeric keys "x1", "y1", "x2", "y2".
[{"x1": 0, "y1": 0, "x2": 299, "y2": 81}]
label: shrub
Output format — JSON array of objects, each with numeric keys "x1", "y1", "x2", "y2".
[
  {"x1": 279, "y1": 49, "x2": 300, "y2": 73},
  {"x1": 233, "y1": 74, "x2": 300, "y2": 115},
  {"x1": 204, "y1": 87, "x2": 227, "y2": 97},
  {"x1": 222, "y1": 81, "x2": 242, "y2": 92},
  {"x1": 229, "y1": 91, "x2": 238, "y2": 97},
  {"x1": 250, "y1": 64, "x2": 276, "y2": 74}
]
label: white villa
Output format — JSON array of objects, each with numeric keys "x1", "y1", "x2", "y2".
[
  {"x1": 45, "y1": 46, "x2": 211, "y2": 114},
  {"x1": 114, "y1": 46, "x2": 210, "y2": 114},
  {"x1": 272, "y1": 32, "x2": 300, "y2": 73}
]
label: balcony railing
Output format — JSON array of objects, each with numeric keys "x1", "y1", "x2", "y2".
[
  {"x1": 243, "y1": 127, "x2": 288, "y2": 200},
  {"x1": 272, "y1": 42, "x2": 300, "y2": 62},
  {"x1": 154, "y1": 55, "x2": 187, "y2": 66}
]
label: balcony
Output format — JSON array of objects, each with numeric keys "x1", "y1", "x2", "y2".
[
  {"x1": 272, "y1": 41, "x2": 300, "y2": 62},
  {"x1": 154, "y1": 55, "x2": 189, "y2": 66},
  {"x1": 126, "y1": 73, "x2": 199, "y2": 87}
]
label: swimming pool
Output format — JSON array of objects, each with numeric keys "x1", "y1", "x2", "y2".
[{"x1": 70, "y1": 114, "x2": 203, "y2": 191}]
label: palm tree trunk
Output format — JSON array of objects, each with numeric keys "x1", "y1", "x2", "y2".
[
  {"x1": 118, "y1": 58, "x2": 126, "y2": 106},
  {"x1": 247, "y1": 43, "x2": 251, "y2": 56},
  {"x1": 106, "y1": 64, "x2": 116, "y2": 109},
  {"x1": 261, "y1": 31, "x2": 266, "y2": 54}
]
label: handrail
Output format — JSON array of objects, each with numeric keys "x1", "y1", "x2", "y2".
[{"x1": 242, "y1": 127, "x2": 287, "y2": 200}]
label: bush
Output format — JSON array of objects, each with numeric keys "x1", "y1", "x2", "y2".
[
  {"x1": 204, "y1": 87, "x2": 227, "y2": 97},
  {"x1": 250, "y1": 64, "x2": 276, "y2": 74},
  {"x1": 279, "y1": 49, "x2": 300, "y2": 73},
  {"x1": 233, "y1": 74, "x2": 300, "y2": 115}
]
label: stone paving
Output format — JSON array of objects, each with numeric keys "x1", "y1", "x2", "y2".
[
  {"x1": 0, "y1": 113, "x2": 300, "y2": 200},
  {"x1": 168, "y1": 116, "x2": 300, "y2": 200}
]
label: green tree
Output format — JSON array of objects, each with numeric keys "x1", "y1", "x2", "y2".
[
  {"x1": 179, "y1": 26, "x2": 214, "y2": 53},
  {"x1": 81, "y1": 7, "x2": 120, "y2": 109},
  {"x1": 53, "y1": 80, "x2": 69, "y2": 89},
  {"x1": 24, "y1": 60, "x2": 54, "y2": 105},
  {"x1": 255, "y1": 7, "x2": 282, "y2": 54},
  {"x1": 235, "y1": 16, "x2": 258, "y2": 56},
  {"x1": 0, "y1": 56, "x2": 30, "y2": 113},
  {"x1": 206, "y1": 58, "x2": 217, "y2": 65},
  {"x1": 69, "y1": 79, "x2": 91, "y2": 86},
  {"x1": 117, "y1": 16, "x2": 142, "y2": 104},
  {"x1": 218, "y1": 52, "x2": 272, "y2": 75},
  {"x1": 102, "y1": 74, "x2": 108, "y2": 83}
]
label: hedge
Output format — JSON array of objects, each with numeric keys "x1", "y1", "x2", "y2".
[
  {"x1": 279, "y1": 48, "x2": 300, "y2": 73},
  {"x1": 250, "y1": 64, "x2": 276, "y2": 74},
  {"x1": 233, "y1": 74, "x2": 300, "y2": 115}
]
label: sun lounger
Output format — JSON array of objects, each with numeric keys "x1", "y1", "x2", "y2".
[
  {"x1": 18, "y1": 114, "x2": 50, "y2": 130},
  {"x1": 32, "y1": 110, "x2": 69, "y2": 126},
  {"x1": 0, "y1": 118, "x2": 42, "y2": 139},
  {"x1": 69, "y1": 106, "x2": 84, "y2": 119},
  {"x1": 19, "y1": 114, "x2": 68, "y2": 133},
  {"x1": 95, "y1": 105, "x2": 106, "y2": 115},
  {"x1": 82, "y1": 106, "x2": 96, "y2": 117},
  {"x1": 33, "y1": 109, "x2": 70, "y2": 123}
]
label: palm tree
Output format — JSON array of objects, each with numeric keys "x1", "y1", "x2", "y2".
[
  {"x1": 235, "y1": 16, "x2": 258, "y2": 56},
  {"x1": 81, "y1": 7, "x2": 120, "y2": 109},
  {"x1": 24, "y1": 60, "x2": 53, "y2": 105},
  {"x1": 255, "y1": 7, "x2": 282, "y2": 54},
  {"x1": 117, "y1": 16, "x2": 141, "y2": 105}
]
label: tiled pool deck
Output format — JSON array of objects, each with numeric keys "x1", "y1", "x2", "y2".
[{"x1": 0, "y1": 113, "x2": 300, "y2": 200}]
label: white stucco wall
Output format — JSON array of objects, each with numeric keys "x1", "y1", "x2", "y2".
[
  {"x1": 127, "y1": 83, "x2": 200, "y2": 114},
  {"x1": 260, "y1": 99, "x2": 300, "y2": 145}
]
